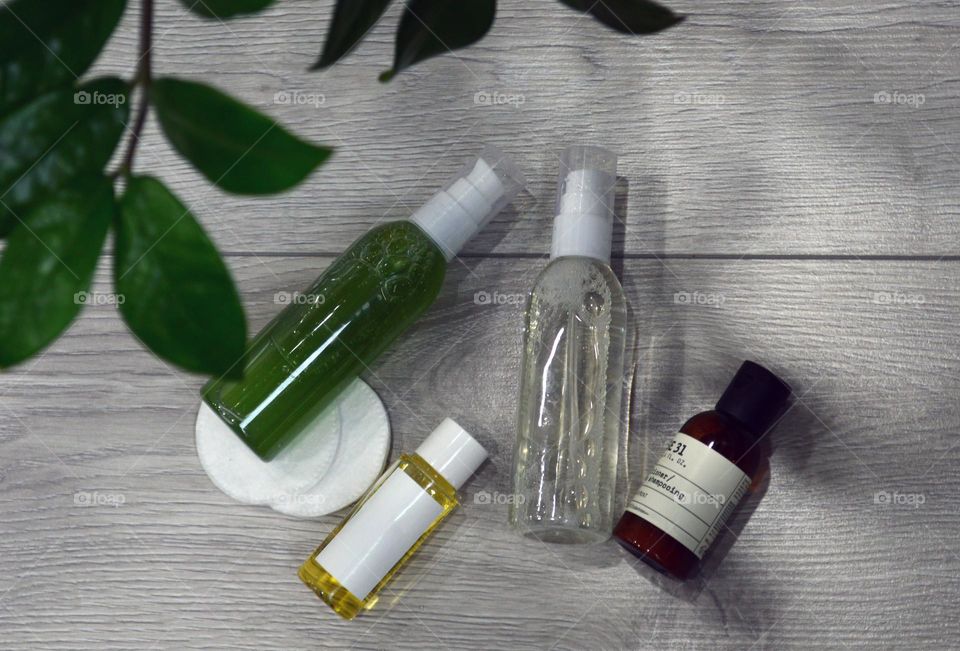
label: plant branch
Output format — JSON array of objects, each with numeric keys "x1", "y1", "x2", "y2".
[{"x1": 117, "y1": 0, "x2": 154, "y2": 177}]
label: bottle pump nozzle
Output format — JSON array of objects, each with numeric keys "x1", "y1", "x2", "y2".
[
  {"x1": 550, "y1": 145, "x2": 618, "y2": 264},
  {"x1": 410, "y1": 146, "x2": 525, "y2": 260}
]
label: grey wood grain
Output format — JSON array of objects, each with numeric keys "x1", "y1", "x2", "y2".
[
  {"x1": 3, "y1": 0, "x2": 960, "y2": 648},
  {"x1": 1, "y1": 256, "x2": 958, "y2": 649},
  {"x1": 91, "y1": 0, "x2": 960, "y2": 257}
]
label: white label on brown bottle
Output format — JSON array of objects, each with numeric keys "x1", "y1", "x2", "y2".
[{"x1": 625, "y1": 433, "x2": 750, "y2": 558}]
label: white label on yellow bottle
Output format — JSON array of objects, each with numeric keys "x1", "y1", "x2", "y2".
[
  {"x1": 625, "y1": 433, "x2": 750, "y2": 558},
  {"x1": 314, "y1": 469, "x2": 443, "y2": 600}
]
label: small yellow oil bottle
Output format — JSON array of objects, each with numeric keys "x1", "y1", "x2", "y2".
[{"x1": 298, "y1": 418, "x2": 487, "y2": 619}]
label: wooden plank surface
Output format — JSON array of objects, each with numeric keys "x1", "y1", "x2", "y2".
[
  {"x1": 92, "y1": 0, "x2": 960, "y2": 256},
  {"x1": 2, "y1": 257, "x2": 959, "y2": 649},
  {"x1": 3, "y1": 0, "x2": 960, "y2": 649}
]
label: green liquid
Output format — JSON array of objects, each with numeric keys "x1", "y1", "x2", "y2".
[{"x1": 203, "y1": 221, "x2": 447, "y2": 460}]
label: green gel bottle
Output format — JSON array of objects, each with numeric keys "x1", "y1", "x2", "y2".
[{"x1": 202, "y1": 147, "x2": 524, "y2": 460}]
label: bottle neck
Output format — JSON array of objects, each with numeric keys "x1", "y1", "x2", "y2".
[
  {"x1": 407, "y1": 218, "x2": 453, "y2": 260},
  {"x1": 408, "y1": 203, "x2": 473, "y2": 262},
  {"x1": 714, "y1": 406, "x2": 764, "y2": 439},
  {"x1": 549, "y1": 211, "x2": 612, "y2": 264},
  {"x1": 408, "y1": 195, "x2": 490, "y2": 262},
  {"x1": 408, "y1": 159, "x2": 508, "y2": 261}
]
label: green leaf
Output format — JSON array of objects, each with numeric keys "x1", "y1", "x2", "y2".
[
  {"x1": 556, "y1": 0, "x2": 683, "y2": 35},
  {"x1": 315, "y1": 0, "x2": 393, "y2": 69},
  {"x1": 380, "y1": 0, "x2": 495, "y2": 82},
  {"x1": 0, "y1": 0, "x2": 127, "y2": 116},
  {"x1": 0, "y1": 176, "x2": 113, "y2": 367},
  {"x1": 180, "y1": 0, "x2": 275, "y2": 19},
  {"x1": 151, "y1": 77, "x2": 332, "y2": 195},
  {"x1": 115, "y1": 176, "x2": 246, "y2": 377},
  {"x1": 0, "y1": 77, "x2": 129, "y2": 237}
]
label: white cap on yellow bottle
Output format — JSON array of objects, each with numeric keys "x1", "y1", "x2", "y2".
[{"x1": 415, "y1": 417, "x2": 488, "y2": 489}]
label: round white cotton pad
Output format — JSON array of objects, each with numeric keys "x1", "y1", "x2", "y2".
[{"x1": 195, "y1": 378, "x2": 391, "y2": 518}]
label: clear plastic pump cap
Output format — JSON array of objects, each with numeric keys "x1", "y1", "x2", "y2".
[
  {"x1": 551, "y1": 145, "x2": 618, "y2": 264},
  {"x1": 410, "y1": 145, "x2": 525, "y2": 260},
  {"x1": 415, "y1": 418, "x2": 488, "y2": 489}
]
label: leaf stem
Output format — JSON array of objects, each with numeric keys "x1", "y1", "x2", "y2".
[{"x1": 116, "y1": 0, "x2": 154, "y2": 178}]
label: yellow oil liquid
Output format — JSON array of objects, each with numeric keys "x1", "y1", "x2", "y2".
[{"x1": 298, "y1": 453, "x2": 459, "y2": 620}]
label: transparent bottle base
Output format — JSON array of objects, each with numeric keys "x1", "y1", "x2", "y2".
[
  {"x1": 298, "y1": 557, "x2": 372, "y2": 620},
  {"x1": 511, "y1": 520, "x2": 610, "y2": 545}
]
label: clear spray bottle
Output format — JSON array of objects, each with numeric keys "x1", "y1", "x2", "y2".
[{"x1": 509, "y1": 146, "x2": 627, "y2": 544}]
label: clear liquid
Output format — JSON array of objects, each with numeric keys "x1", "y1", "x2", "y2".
[{"x1": 509, "y1": 257, "x2": 627, "y2": 543}]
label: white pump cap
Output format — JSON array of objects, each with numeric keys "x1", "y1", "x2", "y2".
[
  {"x1": 550, "y1": 145, "x2": 618, "y2": 264},
  {"x1": 410, "y1": 146, "x2": 525, "y2": 260},
  {"x1": 415, "y1": 418, "x2": 488, "y2": 489}
]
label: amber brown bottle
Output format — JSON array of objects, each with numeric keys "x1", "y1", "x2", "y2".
[{"x1": 614, "y1": 361, "x2": 791, "y2": 580}]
